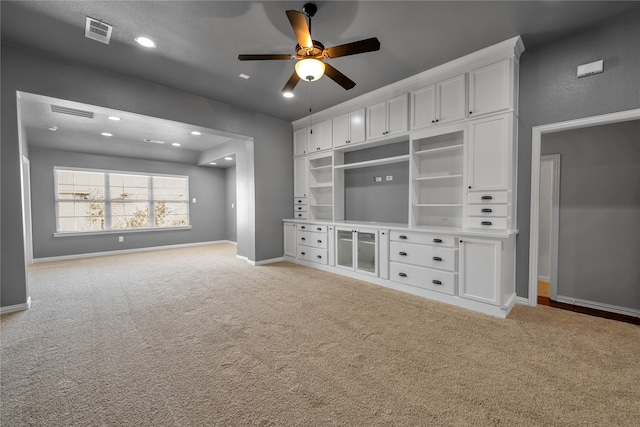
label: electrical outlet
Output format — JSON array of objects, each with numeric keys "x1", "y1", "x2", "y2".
[
  {"x1": 192, "y1": 197, "x2": 197, "y2": 203},
  {"x1": 118, "y1": 236, "x2": 124, "y2": 243},
  {"x1": 374, "y1": 176, "x2": 382, "y2": 182},
  {"x1": 386, "y1": 175, "x2": 393, "y2": 181}
]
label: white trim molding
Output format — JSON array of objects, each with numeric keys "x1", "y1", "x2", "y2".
[
  {"x1": 254, "y1": 257, "x2": 285, "y2": 265},
  {"x1": 33, "y1": 240, "x2": 231, "y2": 263},
  {"x1": 528, "y1": 108, "x2": 640, "y2": 306},
  {"x1": 1, "y1": 297, "x2": 31, "y2": 315},
  {"x1": 556, "y1": 295, "x2": 640, "y2": 319}
]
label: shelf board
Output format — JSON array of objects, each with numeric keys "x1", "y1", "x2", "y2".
[
  {"x1": 309, "y1": 164, "x2": 333, "y2": 171},
  {"x1": 310, "y1": 204, "x2": 333, "y2": 208},
  {"x1": 414, "y1": 203, "x2": 463, "y2": 207},
  {"x1": 333, "y1": 154, "x2": 410, "y2": 170},
  {"x1": 309, "y1": 183, "x2": 333, "y2": 188},
  {"x1": 414, "y1": 144, "x2": 463, "y2": 156},
  {"x1": 414, "y1": 174, "x2": 463, "y2": 181}
]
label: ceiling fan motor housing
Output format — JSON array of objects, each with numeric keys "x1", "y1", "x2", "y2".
[{"x1": 302, "y1": 3, "x2": 318, "y2": 17}]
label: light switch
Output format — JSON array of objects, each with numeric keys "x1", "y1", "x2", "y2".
[
  {"x1": 386, "y1": 175, "x2": 393, "y2": 181},
  {"x1": 192, "y1": 197, "x2": 197, "y2": 203},
  {"x1": 374, "y1": 176, "x2": 382, "y2": 182}
]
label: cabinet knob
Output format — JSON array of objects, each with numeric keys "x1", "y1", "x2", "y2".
[
  {"x1": 431, "y1": 120, "x2": 435, "y2": 124},
  {"x1": 481, "y1": 196, "x2": 493, "y2": 200},
  {"x1": 317, "y1": 240, "x2": 322, "y2": 243},
  {"x1": 433, "y1": 280, "x2": 443, "y2": 285},
  {"x1": 433, "y1": 238, "x2": 443, "y2": 243},
  {"x1": 399, "y1": 272, "x2": 407, "y2": 277},
  {"x1": 435, "y1": 119, "x2": 439, "y2": 123},
  {"x1": 468, "y1": 186, "x2": 472, "y2": 189},
  {"x1": 469, "y1": 111, "x2": 473, "y2": 115},
  {"x1": 481, "y1": 221, "x2": 493, "y2": 226},
  {"x1": 317, "y1": 227, "x2": 322, "y2": 231},
  {"x1": 317, "y1": 255, "x2": 322, "y2": 259},
  {"x1": 399, "y1": 252, "x2": 407, "y2": 256},
  {"x1": 433, "y1": 257, "x2": 443, "y2": 262}
]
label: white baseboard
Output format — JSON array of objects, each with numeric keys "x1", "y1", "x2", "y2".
[
  {"x1": 516, "y1": 296, "x2": 531, "y2": 306},
  {"x1": 1, "y1": 296, "x2": 31, "y2": 315},
  {"x1": 254, "y1": 257, "x2": 285, "y2": 265},
  {"x1": 556, "y1": 295, "x2": 640, "y2": 318},
  {"x1": 236, "y1": 254, "x2": 249, "y2": 262},
  {"x1": 33, "y1": 241, "x2": 232, "y2": 263}
]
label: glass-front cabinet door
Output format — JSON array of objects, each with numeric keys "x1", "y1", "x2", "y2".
[
  {"x1": 357, "y1": 231, "x2": 377, "y2": 275},
  {"x1": 336, "y1": 229, "x2": 354, "y2": 269}
]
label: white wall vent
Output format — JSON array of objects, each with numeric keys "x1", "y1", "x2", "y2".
[
  {"x1": 50, "y1": 105, "x2": 95, "y2": 119},
  {"x1": 85, "y1": 17, "x2": 113, "y2": 44}
]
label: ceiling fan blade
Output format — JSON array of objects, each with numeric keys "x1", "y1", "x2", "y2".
[
  {"x1": 323, "y1": 63, "x2": 356, "y2": 90},
  {"x1": 286, "y1": 10, "x2": 312, "y2": 49},
  {"x1": 238, "y1": 54, "x2": 293, "y2": 61},
  {"x1": 282, "y1": 71, "x2": 301, "y2": 93},
  {"x1": 325, "y1": 37, "x2": 381, "y2": 59}
]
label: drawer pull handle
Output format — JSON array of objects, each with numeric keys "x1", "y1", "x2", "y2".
[
  {"x1": 317, "y1": 255, "x2": 322, "y2": 259},
  {"x1": 399, "y1": 273, "x2": 407, "y2": 277},
  {"x1": 301, "y1": 226, "x2": 306, "y2": 229},
  {"x1": 433, "y1": 238, "x2": 443, "y2": 243},
  {"x1": 297, "y1": 207, "x2": 302, "y2": 210},
  {"x1": 317, "y1": 227, "x2": 322, "y2": 231},
  {"x1": 297, "y1": 200, "x2": 302, "y2": 203},
  {"x1": 432, "y1": 280, "x2": 442, "y2": 285},
  {"x1": 301, "y1": 252, "x2": 306, "y2": 255},
  {"x1": 433, "y1": 257, "x2": 442, "y2": 262},
  {"x1": 481, "y1": 208, "x2": 493, "y2": 213},
  {"x1": 301, "y1": 237, "x2": 306, "y2": 241},
  {"x1": 399, "y1": 251, "x2": 407, "y2": 256},
  {"x1": 481, "y1": 196, "x2": 493, "y2": 200},
  {"x1": 317, "y1": 240, "x2": 322, "y2": 243},
  {"x1": 399, "y1": 235, "x2": 407, "y2": 240},
  {"x1": 481, "y1": 221, "x2": 493, "y2": 226}
]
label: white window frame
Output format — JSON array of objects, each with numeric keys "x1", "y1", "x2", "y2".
[{"x1": 54, "y1": 167, "x2": 191, "y2": 237}]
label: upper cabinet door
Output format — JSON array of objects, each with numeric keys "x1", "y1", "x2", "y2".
[
  {"x1": 309, "y1": 119, "x2": 333, "y2": 152},
  {"x1": 411, "y1": 85, "x2": 436, "y2": 130},
  {"x1": 332, "y1": 113, "x2": 350, "y2": 149},
  {"x1": 367, "y1": 101, "x2": 387, "y2": 139},
  {"x1": 387, "y1": 94, "x2": 409, "y2": 135},
  {"x1": 469, "y1": 59, "x2": 511, "y2": 118},
  {"x1": 294, "y1": 127, "x2": 308, "y2": 156},
  {"x1": 437, "y1": 74, "x2": 466, "y2": 124},
  {"x1": 467, "y1": 114, "x2": 510, "y2": 191},
  {"x1": 349, "y1": 108, "x2": 366, "y2": 144}
]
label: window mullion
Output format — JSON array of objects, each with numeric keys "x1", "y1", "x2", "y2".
[
  {"x1": 148, "y1": 176, "x2": 155, "y2": 227},
  {"x1": 104, "y1": 173, "x2": 112, "y2": 229}
]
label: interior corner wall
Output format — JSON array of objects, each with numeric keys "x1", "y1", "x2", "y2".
[
  {"x1": 1, "y1": 43, "x2": 292, "y2": 308},
  {"x1": 225, "y1": 166, "x2": 237, "y2": 243},
  {"x1": 516, "y1": 10, "x2": 640, "y2": 299},
  {"x1": 29, "y1": 148, "x2": 227, "y2": 259}
]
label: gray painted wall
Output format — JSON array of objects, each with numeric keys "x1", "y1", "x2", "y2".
[
  {"x1": 540, "y1": 120, "x2": 640, "y2": 310},
  {"x1": 517, "y1": 10, "x2": 640, "y2": 298},
  {"x1": 1, "y1": 43, "x2": 292, "y2": 308},
  {"x1": 29, "y1": 148, "x2": 227, "y2": 258},
  {"x1": 226, "y1": 166, "x2": 237, "y2": 242}
]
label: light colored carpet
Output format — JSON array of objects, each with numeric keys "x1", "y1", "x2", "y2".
[{"x1": 2, "y1": 243, "x2": 639, "y2": 426}]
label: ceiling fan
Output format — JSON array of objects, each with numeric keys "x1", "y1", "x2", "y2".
[{"x1": 238, "y1": 3, "x2": 380, "y2": 95}]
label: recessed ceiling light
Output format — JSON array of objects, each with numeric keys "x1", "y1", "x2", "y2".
[
  {"x1": 108, "y1": 116, "x2": 121, "y2": 121},
  {"x1": 239, "y1": 73, "x2": 250, "y2": 80},
  {"x1": 191, "y1": 131, "x2": 201, "y2": 136},
  {"x1": 283, "y1": 92, "x2": 294, "y2": 98},
  {"x1": 209, "y1": 162, "x2": 217, "y2": 165},
  {"x1": 48, "y1": 126, "x2": 58, "y2": 131},
  {"x1": 135, "y1": 36, "x2": 156, "y2": 48},
  {"x1": 172, "y1": 142, "x2": 181, "y2": 147},
  {"x1": 224, "y1": 157, "x2": 233, "y2": 161},
  {"x1": 101, "y1": 132, "x2": 113, "y2": 137}
]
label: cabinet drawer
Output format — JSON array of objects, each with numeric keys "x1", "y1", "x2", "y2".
[
  {"x1": 467, "y1": 217, "x2": 508, "y2": 230},
  {"x1": 294, "y1": 205, "x2": 308, "y2": 213},
  {"x1": 296, "y1": 224, "x2": 327, "y2": 233},
  {"x1": 297, "y1": 246, "x2": 328, "y2": 265},
  {"x1": 297, "y1": 231, "x2": 328, "y2": 249},
  {"x1": 294, "y1": 198, "x2": 308, "y2": 205},
  {"x1": 294, "y1": 212, "x2": 308, "y2": 220},
  {"x1": 390, "y1": 242, "x2": 457, "y2": 272},
  {"x1": 389, "y1": 230, "x2": 456, "y2": 248},
  {"x1": 467, "y1": 204, "x2": 507, "y2": 217},
  {"x1": 390, "y1": 262, "x2": 456, "y2": 295},
  {"x1": 467, "y1": 191, "x2": 509, "y2": 204}
]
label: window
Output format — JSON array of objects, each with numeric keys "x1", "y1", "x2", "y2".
[{"x1": 55, "y1": 168, "x2": 189, "y2": 233}]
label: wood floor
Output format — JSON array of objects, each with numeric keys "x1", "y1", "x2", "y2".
[{"x1": 537, "y1": 280, "x2": 639, "y2": 325}]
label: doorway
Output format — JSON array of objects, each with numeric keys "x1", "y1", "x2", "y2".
[
  {"x1": 528, "y1": 109, "x2": 640, "y2": 321},
  {"x1": 536, "y1": 154, "x2": 559, "y2": 303}
]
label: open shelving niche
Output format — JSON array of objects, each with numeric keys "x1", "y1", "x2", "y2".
[
  {"x1": 308, "y1": 152, "x2": 334, "y2": 221},
  {"x1": 410, "y1": 123, "x2": 467, "y2": 228},
  {"x1": 333, "y1": 136, "x2": 410, "y2": 223}
]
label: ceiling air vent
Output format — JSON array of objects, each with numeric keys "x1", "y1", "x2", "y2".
[
  {"x1": 85, "y1": 17, "x2": 113, "y2": 44},
  {"x1": 50, "y1": 104, "x2": 95, "y2": 119}
]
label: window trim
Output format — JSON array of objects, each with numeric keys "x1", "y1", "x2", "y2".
[{"x1": 54, "y1": 166, "x2": 190, "y2": 236}]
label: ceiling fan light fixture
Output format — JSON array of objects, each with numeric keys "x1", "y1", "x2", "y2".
[{"x1": 295, "y1": 58, "x2": 325, "y2": 81}]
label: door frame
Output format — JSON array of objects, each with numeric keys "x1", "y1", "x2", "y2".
[{"x1": 527, "y1": 108, "x2": 640, "y2": 306}]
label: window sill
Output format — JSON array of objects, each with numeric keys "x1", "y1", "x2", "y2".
[{"x1": 53, "y1": 225, "x2": 192, "y2": 237}]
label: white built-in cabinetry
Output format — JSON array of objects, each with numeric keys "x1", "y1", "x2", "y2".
[{"x1": 285, "y1": 36, "x2": 524, "y2": 318}]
